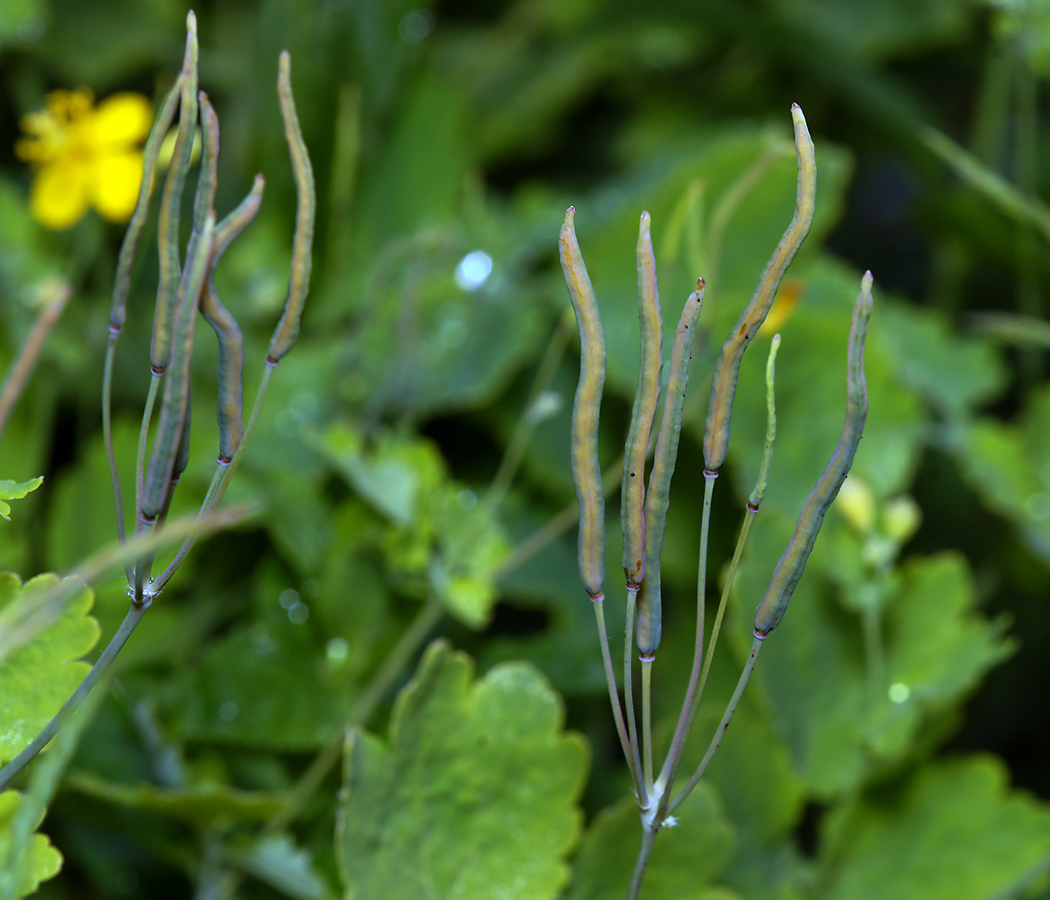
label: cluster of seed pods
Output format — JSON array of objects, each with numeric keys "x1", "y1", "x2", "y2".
[
  {"x1": 102, "y1": 11, "x2": 315, "y2": 603},
  {"x1": 560, "y1": 103, "x2": 874, "y2": 858}
]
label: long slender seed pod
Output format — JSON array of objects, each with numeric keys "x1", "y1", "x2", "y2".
[
  {"x1": 150, "y1": 12, "x2": 199, "y2": 373},
  {"x1": 621, "y1": 211, "x2": 664, "y2": 588},
  {"x1": 703, "y1": 104, "x2": 816, "y2": 472},
  {"x1": 109, "y1": 77, "x2": 183, "y2": 332},
  {"x1": 560, "y1": 207, "x2": 606, "y2": 598},
  {"x1": 753, "y1": 272, "x2": 873, "y2": 637},
  {"x1": 187, "y1": 92, "x2": 219, "y2": 258},
  {"x1": 172, "y1": 384, "x2": 192, "y2": 482},
  {"x1": 201, "y1": 280, "x2": 245, "y2": 461},
  {"x1": 749, "y1": 334, "x2": 781, "y2": 510},
  {"x1": 267, "y1": 51, "x2": 316, "y2": 364},
  {"x1": 214, "y1": 175, "x2": 265, "y2": 256},
  {"x1": 142, "y1": 213, "x2": 216, "y2": 521},
  {"x1": 636, "y1": 280, "x2": 705, "y2": 655}
]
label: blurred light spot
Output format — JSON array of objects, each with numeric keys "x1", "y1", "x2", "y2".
[
  {"x1": 399, "y1": 9, "x2": 434, "y2": 43},
  {"x1": 526, "y1": 390, "x2": 563, "y2": 424},
  {"x1": 888, "y1": 682, "x2": 910, "y2": 704},
  {"x1": 455, "y1": 250, "x2": 492, "y2": 291},
  {"x1": 1027, "y1": 491, "x2": 1050, "y2": 520},
  {"x1": 115, "y1": 870, "x2": 140, "y2": 895},
  {"x1": 16, "y1": 15, "x2": 45, "y2": 42},
  {"x1": 326, "y1": 637, "x2": 350, "y2": 664},
  {"x1": 288, "y1": 603, "x2": 309, "y2": 624},
  {"x1": 456, "y1": 489, "x2": 477, "y2": 511},
  {"x1": 218, "y1": 701, "x2": 239, "y2": 721},
  {"x1": 279, "y1": 588, "x2": 300, "y2": 610}
]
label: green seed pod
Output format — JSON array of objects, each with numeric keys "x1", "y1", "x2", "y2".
[
  {"x1": 267, "y1": 51, "x2": 316, "y2": 364},
  {"x1": 560, "y1": 207, "x2": 607, "y2": 599},
  {"x1": 703, "y1": 104, "x2": 816, "y2": 472},
  {"x1": 749, "y1": 333, "x2": 781, "y2": 510},
  {"x1": 142, "y1": 213, "x2": 216, "y2": 521},
  {"x1": 150, "y1": 11, "x2": 200, "y2": 374},
  {"x1": 172, "y1": 384, "x2": 192, "y2": 481},
  {"x1": 110, "y1": 76, "x2": 183, "y2": 332},
  {"x1": 753, "y1": 271, "x2": 873, "y2": 637},
  {"x1": 201, "y1": 176, "x2": 264, "y2": 462},
  {"x1": 188, "y1": 92, "x2": 219, "y2": 253},
  {"x1": 622, "y1": 211, "x2": 664, "y2": 588},
  {"x1": 636, "y1": 279, "x2": 705, "y2": 655}
]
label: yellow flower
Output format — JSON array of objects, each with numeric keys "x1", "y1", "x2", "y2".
[
  {"x1": 15, "y1": 88, "x2": 152, "y2": 230},
  {"x1": 758, "y1": 279, "x2": 805, "y2": 337}
]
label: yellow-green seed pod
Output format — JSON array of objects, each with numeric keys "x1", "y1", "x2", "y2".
[
  {"x1": 267, "y1": 51, "x2": 316, "y2": 364},
  {"x1": 201, "y1": 176, "x2": 263, "y2": 462},
  {"x1": 173, "y1": 384, "x2": 192, "y2": 481},
  {"x1": 142, "y1": 213, "x2": 215, "y2": 520},
  {"x1": 189, "y1": 92, "x2": 219, "y2": 252},
  {"x1": 753, "y1": 272, "x2": 873, "y2": 637},
  {"x1": 621, "y1": 211, "x2": 664, "y2": 588},
  {"x1": 150, "y1": 12, "x2": 200, "y2": 374},
  {"x1": 703, "y1": 103, "x2": 816, "y2": 472},
  {"x1": 636, "y1": 279, "x2": 705, "y2": 655},
  {"x1": 560, "y1": 207, "x2": 606, "y2": 599},
  {"x1": 110, "y1": 76, "x2": 183, "y2": 332},
  {"x1": 749, "y1": 333, "x2": 781, "y2": 510}
]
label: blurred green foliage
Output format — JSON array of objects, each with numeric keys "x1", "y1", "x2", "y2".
[{"x1": 2, "y1": 0, "x2": 1050, "y2": 897}]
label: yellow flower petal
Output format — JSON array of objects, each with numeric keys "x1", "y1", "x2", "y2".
[
  {"x1": 758, "y1": 279, "x2": 805, "y2": 336},
  {"x1": 90, "y1": 150, "x2": 144, "y2": 222},
  {"x1": 92, "y1": 93, "x2": 153, "y2": 148},
  {"x1": 29, "y1": 161, "x2": 90, "y2": 230}
]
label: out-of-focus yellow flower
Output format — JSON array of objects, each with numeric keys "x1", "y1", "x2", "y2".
[
  {"x1": 758, "y1": 279, "x2": 805, "y2": 337},
  {"x1": 15, "y1": 88, "x2": 152, "y2": 230}
]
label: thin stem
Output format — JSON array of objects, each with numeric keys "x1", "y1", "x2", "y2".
[
  {"x1": 656, "y1": 472, "x2": 715, "y2": 790},
  {"x1": 102, "y1": 333, "x2": 133, "y2": 584},
  {"x1": 266, "y1": 599, "x2": 444, "y2": 833},
  {"x1": 626, "y1": 825, "x2": 658, "y2": 900},
  {"x1": 593, "y1": 597, "x2": 642, "y2": 798},
  {"x1": 0, "y1": 600, "x2": 150, "y2": 789},
  {"x1": 623, "y1": 587, "x2": 645, "y2": 806},
  {"x1": 667, "y1": 634, "x2": 764, "y2": 815},
  {"x1": 0, "y1": 285, "x2": 70, "y2": 445},
  {"x1": 152, "y1": 463, "x2": 227, "y2": 592},
  {"x1": 641, "y1": 656, "x2": 654, "y2": 798}
]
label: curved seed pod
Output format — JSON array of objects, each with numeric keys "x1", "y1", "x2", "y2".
[
  {"x1": 749, "y1": 333, "x2": 781, "y2": 510},
  {"x1": 188, "y1": 92, "x2": 219, "y2": 255},
  {"x1": 172, "y1": 384, "x2": 192, "y2": 481},
  {"x1": 142, "y1": 213, "x2": 216, "y2": 521},
  {"x1": 636, "y1": 279, "x2": 705, "y2": 655},
  {"x1": 110, "y1": 76, "x2": 183, "y2": 332},
  {"x1": 201, "y1": 176, "x2": 264, "y2": 462},
  {"x1": 703, "y1": 104, "x2": 816, "y2": 472},
  {"x1": 622, "y1": 211, "x2": 664, "y2": 588},
  {"x1": 560, "y1": 208, "x2": 606, "y2": 599},
  {"x1": 754, "y1": 272, "x2": 873, "y2": 637},
  {"x1": 150, "y1": 11, "x2": 200, "y2": 374},
  {"x1": 267, "y1": 51, "x2": 316, "y2": 364}
]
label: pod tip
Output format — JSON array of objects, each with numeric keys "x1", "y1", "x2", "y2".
[
  {"x1": 696, "y1": 276, "x2": 706, "y2": 290},
  {"x1": 186, "y1": 9, "x2": 197, "y2": 30},
  {"x1": 861, "y1": 269, "x2": 873, "y2": 291}
]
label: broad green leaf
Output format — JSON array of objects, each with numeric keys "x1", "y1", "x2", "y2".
[
  {"x1": 64, "y1": 772, "x2": 290, "y2": 828},
  {"x1": 0, "y1": 478, "x2": 42, "y2": 522},
  {"x1": 564, "y1": 787, "x2": 737, "y2": 900},
  {"x1": 336, "y1": 640, "x2": 587, "y2": 899},
  {"x1": 821, "y1": 756, "x2": 1050, "y2": 900},
  {"x1": 731, "y1": 515, "x2": 1011, "y2": 797},
  {"x1": 0, "y1": 791, "x2": 61, "y2": 898},
  {"x1": 225, "y1": 833, "x2": 334, "y2": 900},
  {"x1": 0, "y1": 573, "x2": 99, "y2": 763}
]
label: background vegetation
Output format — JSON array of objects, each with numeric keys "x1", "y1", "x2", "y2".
[{"x1": 2, "y1": 0, "x2": 1050, "y2": 897}]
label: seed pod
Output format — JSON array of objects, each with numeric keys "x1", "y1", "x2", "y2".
[
  {"x1": 622, "y1": 211, "x2": 664, "y2": 588},
  {"x1": 110, "y1": 76, "x2": 183, "y2": 332},
  {"x1": 560, "y1": 208, "x2": 606, "y2": 599},
  {"x1": 753, "y1": 272, "x2": 873, "y2": 637},
  {"x1": 142, "y1": 213, "x2": 216, "y2": 521},
  {"x1": 749, "y1": 333, "x2": 781, "y2": 510},
  {"x1": 267, "y1": 51, "x2": 316, "y2": 364},
  {"x1": 188, "y1": 92, "x2": 219, "y2": 256},
  {"x1": 636, "y1": 280, "x2": 705, "y2": 655},
  {"x1": 201, "y1": 176, "x2": 264, "y2": 462},
  {"x1": 150, "y1": 11, "x2": 200, "y2": 374},
  {"x1": 704, "y1": 104, "x2": 816, "y2": 472}
]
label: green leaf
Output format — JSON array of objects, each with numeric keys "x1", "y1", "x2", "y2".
[
  {"x1": 0, "y1": 478, "x2": 43, "y2": 522},
  {"x1": 0, "y1": 572, "x2": 99, "y2": 763},
  {"x1": 336, "y1": 640, "x2": 588, "y2": 899},
  {"x1": 821, "y1": 756, "x2": 1050, "y2": 900},
  {"x1": 64, "y1": 772, "x2": 291, "y2": 829},
  {"x1": 564, "y1": 787, "x2": 737, "y2": 900},
  {"x1": 0, "y1": 791, "x2": 61, "y2": 898}
]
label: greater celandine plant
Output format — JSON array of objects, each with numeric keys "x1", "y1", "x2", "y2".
[
  {"x1": 560, "y1": 104, "x2": 874, "y2": 898},
  {"x1": 0, "y1": 11, "x2": 315, "y2": 790}
]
